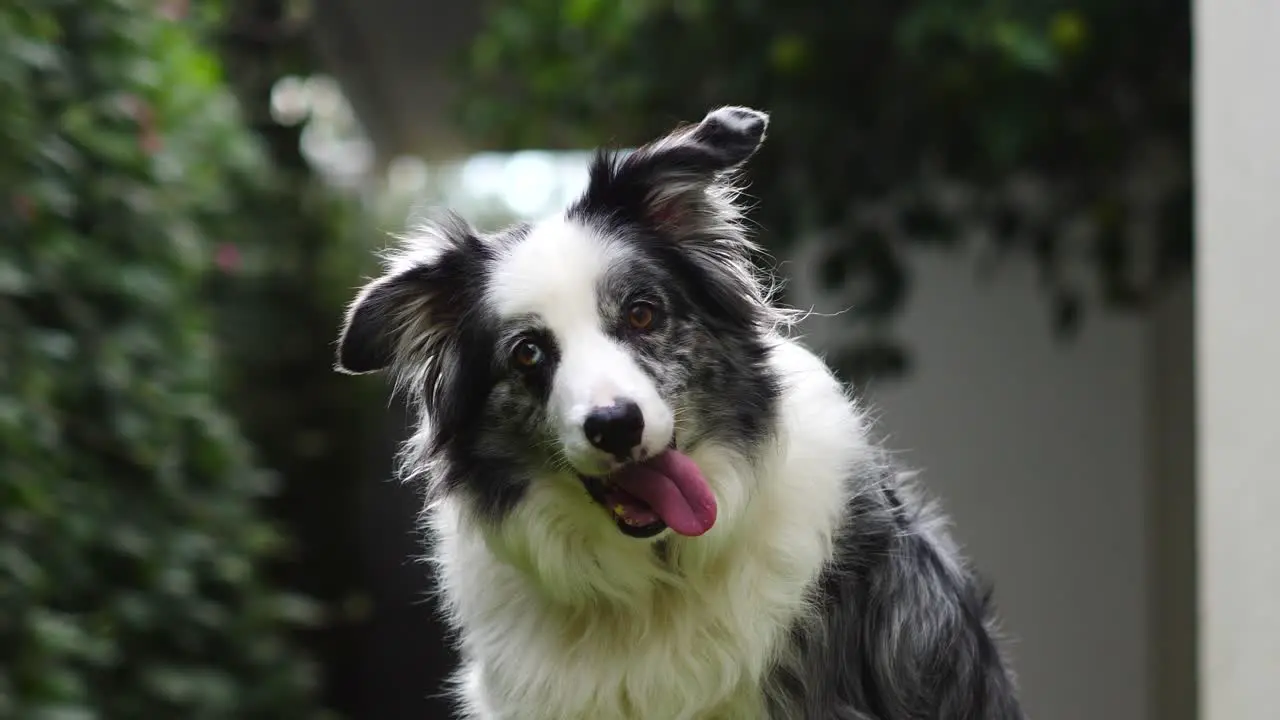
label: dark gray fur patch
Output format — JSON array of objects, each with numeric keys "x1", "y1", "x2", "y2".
[
  {"x1": 593, "y1": 246, "x2": 779, "y2": 455},
  {"x1": 762, "y1": 463, "x2": 1026, "y2": 719}
]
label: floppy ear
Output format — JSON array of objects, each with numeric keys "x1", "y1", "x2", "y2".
[
  {"x1": 571, "y1": 105, "x2": 769, "y2": 232},
  {"x1": 336, "y1": 268, "x2": 426, "y2": 374},
  {"x1": 335, "y1": 216, "x2": 476, "y2": 375}
]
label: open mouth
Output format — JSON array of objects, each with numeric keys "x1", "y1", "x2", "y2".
[
  {"x1": 576, "y1": 447, "x2": 718, "y2": 540},
  {"x1": 580, "y1": 475, "x2": 669, "y2": 538}
]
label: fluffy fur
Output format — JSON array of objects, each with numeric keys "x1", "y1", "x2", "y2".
[{"x1": 336, "y1": 106, "x2": 1025, "y2": 719}]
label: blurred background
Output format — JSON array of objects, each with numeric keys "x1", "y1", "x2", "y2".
[{"x1": 2, "y1": 0, "x2": 1274, "y2": 719}]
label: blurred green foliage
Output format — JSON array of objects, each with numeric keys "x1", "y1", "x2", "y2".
[
  {"x1": 459, "y1": 0, "x2": 1190, "y2": 380},
  {"x1": 213, "y1": 4, "x2": 385, "y2": 713},
  {"x1": 0, "y1": 1, "x2": 328, "y2": 717}
]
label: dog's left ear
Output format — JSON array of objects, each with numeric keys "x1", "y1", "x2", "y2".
[{"x1": 572, "y1": 106, "x2": 769, "y2": 232}]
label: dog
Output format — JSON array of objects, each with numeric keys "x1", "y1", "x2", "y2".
[{"x1": 335, "y1": 106, "x2": 1025, "y2": 719}]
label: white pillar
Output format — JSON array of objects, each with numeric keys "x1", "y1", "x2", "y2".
[{"x1": 1194, "y1": 1, "x2": 1280, "y2": 718}]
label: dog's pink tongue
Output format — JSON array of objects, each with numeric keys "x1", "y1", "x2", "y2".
[{"x1": 611, "y1": 451, "x2": 717, "y2": 536}]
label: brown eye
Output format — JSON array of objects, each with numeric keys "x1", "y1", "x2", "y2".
[
  {"x1": 511, "y1": 339, "x2": 545, "y2": 368},
  {"x1": 627, "y1": 301, "x2": 657, "y2": 331}
]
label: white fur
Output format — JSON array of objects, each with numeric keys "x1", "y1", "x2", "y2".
[
  {"x1": 429, "y1": 325, "x2": 872, "y2": 719},
  {"x1": 487, "y1": 218, "x2": 676, "y2": 475}
]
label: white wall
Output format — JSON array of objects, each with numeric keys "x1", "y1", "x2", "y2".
[
  {"x1": 792, "y1": 245, "x2": 1151, "y2": 720},
  {"x1": 1194, "y1": 1, "x2": 1280, "y2": 717}
]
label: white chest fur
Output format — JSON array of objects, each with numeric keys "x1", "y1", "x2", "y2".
[{"x1": 428, "y1": 341, "x2": 869, "y2": 720}]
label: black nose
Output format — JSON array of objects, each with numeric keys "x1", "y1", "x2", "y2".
[{"x1": 583, "y1": 400, "x2": 645, "y2": 460}]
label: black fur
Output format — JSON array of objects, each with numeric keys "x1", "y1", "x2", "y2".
[{"x1": 336, "y1": 217, "x2": 540, "y2": 519}]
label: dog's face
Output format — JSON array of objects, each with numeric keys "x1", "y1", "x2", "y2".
[
  {"x1": 336, "y1": 107, "x2": 781, "y2": 545},
  {"x1": 486, "y1": 219, "x2": 682, "y2": 479}
]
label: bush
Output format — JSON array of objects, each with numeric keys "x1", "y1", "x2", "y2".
[{"x1": 0, "y1": 2, "x2": 325, "y2": 717}]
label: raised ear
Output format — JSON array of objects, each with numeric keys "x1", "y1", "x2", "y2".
[
  {"x1": 571, "y1": 106, "x2": 769, "y2": 230},
  {"x1": 640, "y1": 105, "x2": 769, "y2": 176},
  {"x1": 335, "y1": 216, "x2": 476, "y2": 375}
]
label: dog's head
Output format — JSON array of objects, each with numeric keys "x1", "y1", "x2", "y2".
[{"x1": 337, "y1": 107, "x2": 783, "y2": 557}]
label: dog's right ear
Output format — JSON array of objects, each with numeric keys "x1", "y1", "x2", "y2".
[
  {"x1": 336, "y1": 269, "x2": 423, "y2": 374},
  {"x1": 335, "y1": 216, "x2": 475, "y2": 375}
]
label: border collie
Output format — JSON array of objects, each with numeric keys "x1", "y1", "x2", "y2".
[{"x1": 336, "y1": 107, "x2": 1025, "y2": 719}]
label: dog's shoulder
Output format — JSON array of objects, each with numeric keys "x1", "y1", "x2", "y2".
[{"x1": 766, "y1": 467, "x2": 1026, "y2": 719}]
